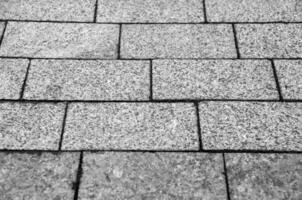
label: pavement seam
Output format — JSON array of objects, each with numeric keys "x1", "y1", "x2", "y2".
[
  {"x1": 19, "y1": 59, "x2": 31, "y2": 99},
  {"x1": 203, "y1": 0, "x2": 208, "y2": 23},
  {"x1": 149, "y1": 59, "x2": 153, "y2": 100},
  {"x1": 0, "y1": 21, "x2": 7, "y2": 47},
  {"x1": 58, "y1": 103, "x2": 69, "y2": 150},
  {"x1": 194, "y1": 102, "x2": 203, "y2": 150},
  {"x1": 73, "y1": 151, "x2": 83, "y2": 200},
  {"x1": 270, "y1": 59, "x2": 284, "y2": 101},
  {"x1": 232, "y1": 24, "x2": 241, "y2": 59},
  {"x1": 93, "y1": 0, "x2": 98, "y2": 23},
  {"x1": 223, "y1": 153, "x2": 231, "y2": 200}
]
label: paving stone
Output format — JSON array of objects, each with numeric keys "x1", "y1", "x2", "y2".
[
  {"x1": 236, "y1": 24, "x2": 302, "y2": 58},
  {"x1": 79, "y1": 152, "x2": 226, "y2": 200},
  {"x1": 226, "y1": 153, "x2": 302, "y2": 200},
  {"x1": 62, "y1": 103, "x2": 199, "y2": 150},
  {"x1": 0, "y1": 22, "x2": 119, "y2": 58},
  {"x1": 121, "y1": 24, "x2": 236, "y2": 59},
  {"x1": 0, "y1": 0, "x2": 95, "y2": 21},
  {"x1": 0, "y1": 58, "x2": 29, "y2": 99},
  {"x1": 153, "y1": 59, "x2": 278, "y2": 100},
  {"x1": 0, "y1": 152, "x2": 79, "y2": 200},
  {"x1": 198, "y1": 102, "x2": 302, "y2": 150},
  {"x1": 24, "y1": 60, "x2": 150, "y2": 100},
  {"x1": 206, "y1": 0, "x2": 302, "y2": 22},
  {"x1": 275, "y1": 60, "x2": 302, "y2": 99},
  {"x1": 0, "y1": 102, "x2": 65, "y2": 150},
  {"x1": 97, "y1": 0, "x2": 204, "y2": 23}
]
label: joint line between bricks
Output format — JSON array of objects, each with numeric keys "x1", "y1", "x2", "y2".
[
  {"x1": 58, "y1": 102, "x2": 69, "y2": 151},
  {"x1": 0, "y1": 21, "x2": 7, "y2": 48},
  {"x1": 93, "y1": 0, "x2": 98, "y2": 23},
  {"x1": 149, "y1": 59, "x2": 153, "y2": 100},
  {"x1": 19, "y1": 59, "x2": 31, "y2": 100},
  {"x1": 117, "y1": 24, "x2": 122, "y2": 59},
  {"x1": 232, "y1": 24, "x2": 241, "y2": 59},
  {"x1": 73, "y1": 151, "x2": 83, "y2": 200},
  {"x1": 223, "y1": 153, "x2": 231, "y2": 200},
  {"x1": 194, "y1": 102, "x2": 203, "y2": 150},
  {"x1": 270, "y1": 59, "x2": 284, "y2": 101},
  {"x1": 203, "y1": 0, "x2": 208, "y2": 23}
]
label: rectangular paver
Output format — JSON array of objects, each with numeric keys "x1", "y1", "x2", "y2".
[
  {"x1": 198, "y1": 102, "x2": 302, "y2": 150},
  {"x1": 275, "y1": 60, "x2": 302, "y2": 99},
  {"x1": 121, "y1": 24, "x2": 237, "y2": 59},
  {"x1": 206, "y1": 0, "x2": 302, "y2": 22},
  {"x1": 79, "y1": 152, "x2": 226, "y2": 200},
  {"x1": 62, "y1": 103, "x2": 199, "y2": 150},
  {"x1": 0, "y1": 0, "x2": 95, "y2": 21},
  {"x1": 0, "y1": 102, "x2": 65, "y2": 150},
  {"x1": 97, "y1": 0, "x2": 204, "y2": 23},
  {"x1": 0, "y1": 58, "x2": 29, "y2": 99},
  {"x1": 0, "y1": 22, "x2": 119, "y2": 58},
  {"x1": 0, "y1": 152, "x2": 79, "y2": 200},
  {"x1": 153, "y1": 59, "x2": 278, "y2": 100},
  {"x1": 226, "y1": 153, "x2": 302, "y2": 200},
  {"x1": 236, "y1": 24, "x2": 302, "y2": 58},
  {"x1": 24, "y1": 60, "x2": 150, "y2": 100}
]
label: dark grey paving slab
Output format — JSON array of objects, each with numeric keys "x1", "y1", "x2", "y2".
[
  {"x1": 198, "y1": 102, "x2": 302, "y2": 150},
  {"x1": 97, "y1": 0, "x2": 204, "y2": 23},
  {"x1": 0, "y1": 152, "x2": 79, "y2": 200},
  {"x1": 0, "y1": 58, "x2": 28, "y2": 99},
  {"x1": 0, "y1": 0, "x2": 95, "y2": 21},
  {"x1": 0, "y1": 102, "x2": 65, "y2": 150},
  {"x1": 62, "y1": 103, "x2": 199, "y2": 150},
  {"x1": 206, "y1": 0, "x2": 302, "y2": 22},
  {"x1": 79, "y1": 152, "x2": 226, "y2": 200},
  {"x1": 0, "y1": 22, "x2": 119, "y2": 58},
  {"x1": 24, "y1": 60, "x2": 150, "y2": 100},
  {"x1": 153, "y1": 59, "x2": 278, "y2": 100},
  {"x1": 121, "y1": 24, "x2": 237, "y2": 59},
  {"x1": 236, "y1": 24, "x2": 302, "y2": 58},
  {"x1": 275, "y1": 60, "x2": 302, "y2": 99},
  {"x1": 226, "y1": 153, "x2": 302, "y2": 200}
]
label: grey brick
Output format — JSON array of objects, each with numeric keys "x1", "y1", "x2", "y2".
[
  {"x1": 0, "y1": 22, "x2": 119, "y2": 58},
  {"x1": 0, "y1": 0, "x2": 95, "y2": 21},
  {"x1": 121, "y1": 24, "x2": 236, "y2": 59},
  {"x1": 97, "y1": 0, "x2": 204, "y2": 23},
  {"x1": 0, "y1": 152, "x2": 79, "y2": 200},
  {"x1": 79, "y1": 152, "x2": 226, "y2": 200},
  {"x1": 0, "y1": 58, "x2": 29, "y2": 99},
  {"x1": 24, "y1": 60, "x2": 150, "y2": 100},
  {"x1": 236, "y1": 24, "x2": 302, "y2": 58},
  {"x1": 62, "y1": 103, "x2": 199, "y2": 150},
  {"x1": 275, "y1": 60, "x2": 302, "y2": 99},
  {"x1": 198, "y1": 102, "x2": 302, "y2": 150},
  {"x1": 206, "y1": 0, "x2": 302, "y2": 22},
  {"x1": 0, "y1": 102, "x2": 65, "y2": 150},
  {"x1": 226, "y1": 153, "x2": 302, "y2": 200},
  {"x1": 153, "y1": 59, "x2": 278, "y2": 100}
]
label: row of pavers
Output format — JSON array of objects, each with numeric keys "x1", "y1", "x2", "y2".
[
  {"x1": 0, "y1": 0, "x2": 301, "y2": 22},
  {"x1": 1, "y1": 58, "x2": 301, "y2": 100},
  {"x1": 1, "y1": 22, "x2": 302, "y2": 58}
]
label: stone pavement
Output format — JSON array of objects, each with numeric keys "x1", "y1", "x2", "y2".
[{"x1": 0, "y1": 0, "x2": 301, "y2": 199}]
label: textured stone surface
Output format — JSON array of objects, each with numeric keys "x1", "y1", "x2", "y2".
[
  {"x1": 121, "y1": 24, "x2": 236, "y2": 59},
  {"x1": 62, "y1": 103, "x2": 199, "y2": 150},
  {"x1": 24, "y1": 60, "x2": 150, "y2": 100},
  {"x1": 275, "y1": 60, "x2": 302, "y2": 99},
  {"x1": 0, "y1": 58, "x2": 29, "y2": 99},
  {"x1": 0, "y1": 0, "x2": 95, "y2": 21},
  {"x1": 226, "y1": 153, "x2": 302, "y2": 200},
  {"x1": 198, "y1": 102, "x2": 302, "y2": 150},
  {"x1": 236, "y1": 24, "x2": 302, "y2": 58},
  {"x1": 0, "y1": 102, "x2": 65, "y2": 150},
  {"x1": 0, "y1": 152, "x2": 79, "y2": 200},
  {"x1": 0, "y1": 22, "x2": 119, "y2": 58},
  {"x1": 79, "y1": 152, "x2": 226, "y2": 200},
  {"x1": 153, "y1": 59, "x2": 278, "y2": 99},
  {"x1": 206, "y1": 0, "x2": 302, "y2": 22},
  {"x1": 97, "y1": 0, "x2": 204, "y2": 22}
]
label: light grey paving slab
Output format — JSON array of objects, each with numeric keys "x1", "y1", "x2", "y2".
[
  {"x1": 0, "y1": 0, "x2": 95, "y2": 21},
  {"x1": 121, "y1": 24, "x2": 237, "y2": 59},
  {"x1": 226, "y1": 153, "x2": 302, "y2": 200},
  {"x1": 236, "y1": 24, "x2": 302, "y2": 58},
  {"x1": 0, "y1": 22, "x2": 119, "y2": 58},
  {"x1": 275, "y1": 60, "x2": 302, "y2": 99},
  {"x1": 97, "y1": 0, "x2": 204, "y2": 23},
  {"x1": 0, "y1": 102, "x2": 65, "y2": 150},
  {"x1": 79, "y1": 152, "x2": 226, "y2": 200},
  {"x1": 0, "y1": 58, "x2": 29, "y2": 99},
  {"x1": 153, "y1": 59, "x2": 278, "y2": 100},
  {"x1": 62, "y1": 103, "x2": 199, "y2": 150},
  {"x1": 206, "y1": 0, "x2": 302, "y2": 22},
  {"x1": 0, "y1": 152, "x2": 79, "y2": 200},
  {"x1": 24, "y1": 60, "x2": 150, "y2": 100},
  {"x1": 198, "y1": 102, "x2": 302, "y2": 150}
]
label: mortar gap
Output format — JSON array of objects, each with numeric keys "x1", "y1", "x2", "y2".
[
  {"x1": 232, "y1": 24, "x2": 241, "y2": 59},
  {"x1": 19, "y1": 59, "x2": 31, "y2": 99},
  {"x1": 270, "y1": 59, "x2": 284, "y2": 101},
  {"x1": 223, "y1": 153, "x2": 231, "y2": 200},
  {"x1": 58, "y1": 102, "x2": 69, "y2": 151}
]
